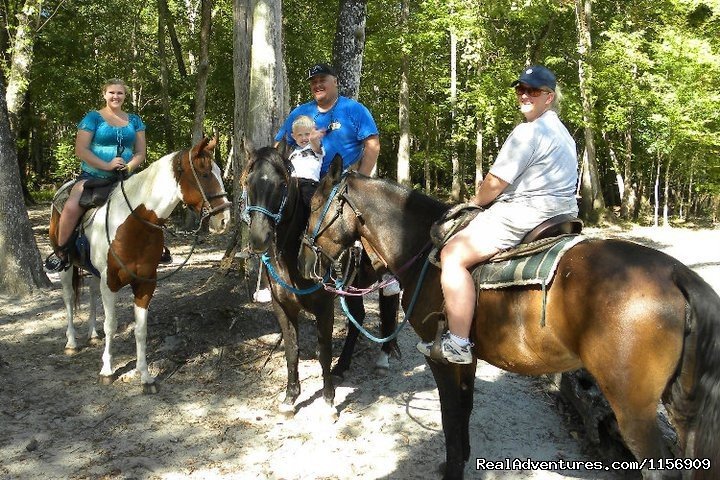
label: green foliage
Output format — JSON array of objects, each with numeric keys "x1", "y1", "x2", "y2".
[{"x1": 5, "y1": 0, "x2": 720, "y2": 219}]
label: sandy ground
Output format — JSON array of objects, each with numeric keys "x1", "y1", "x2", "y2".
[{"x1": 1, "y1": 206, "x2": 718, "y2": 480}]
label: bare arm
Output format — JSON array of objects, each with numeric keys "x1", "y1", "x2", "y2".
[
  {"x1": 357, "y1": 135, "x2": 380, "y2": 176},
  {"x1": 471, "y1": 172, "x2": 509, "y2": 207},
  {"x1": 126, "y1": 131, "x2": 147, "y2": 172}
]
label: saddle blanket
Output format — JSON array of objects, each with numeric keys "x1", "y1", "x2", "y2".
[{"x1": 473, "y1": 235, "x2": 586, "y2": 290}]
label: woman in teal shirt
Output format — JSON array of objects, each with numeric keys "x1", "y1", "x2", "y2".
[{"x1": 45, "y1": 78, "x2": 147, "y2": 272}]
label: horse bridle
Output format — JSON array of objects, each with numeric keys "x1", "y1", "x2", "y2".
[
  {"x1": 105, "y1": 149, "x2": 231, "y2": 283},
  {"x1": 301, "y1": 174, "x2": 365, "y2": 280},
  {"x1": 241, "y1": 161, "x2": 291, "y2": 225}
]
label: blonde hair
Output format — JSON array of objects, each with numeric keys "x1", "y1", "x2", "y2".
[
  {"x1": 292, "y1": 115, "x2": 315, "y2": 132},
  {"x1": 102, "y1": 78, "x2": 128, "y2": 96}
]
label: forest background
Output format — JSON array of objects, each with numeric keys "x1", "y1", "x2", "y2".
[{"x1": 2, "y1": 0, "x2": 720, "y2": 227}]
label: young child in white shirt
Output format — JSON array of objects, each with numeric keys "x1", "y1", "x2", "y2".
[{"x1": 289, "y1": 115, "x2": 324, "y2": 217}]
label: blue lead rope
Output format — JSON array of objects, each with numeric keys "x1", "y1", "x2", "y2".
[
  {"x1": 338, "y1": 256, "x2": 432, "y2": 343},
  {"x1": 261, "y1": 253, "x2": 325, "y2": 295}
]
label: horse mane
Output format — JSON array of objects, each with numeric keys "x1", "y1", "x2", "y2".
[{"x1": 352, "y1": 173, "x2": 449, "y2": 214}]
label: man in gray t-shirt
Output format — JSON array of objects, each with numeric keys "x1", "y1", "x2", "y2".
[
  {"x1": 492, "y1": 109, "x2": 577, "y2": 202},
  {"x1": 417, "y1": 65, "x2": 579, "y2": 365}
]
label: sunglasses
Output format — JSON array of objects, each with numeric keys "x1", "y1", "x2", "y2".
[{"x1": 514, "y1": 85, "x2": 551, "y2": 97}]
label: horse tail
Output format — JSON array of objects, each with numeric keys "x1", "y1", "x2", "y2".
[{"x1": 672, "y1": 265, "x2": 720, "y2": 478}]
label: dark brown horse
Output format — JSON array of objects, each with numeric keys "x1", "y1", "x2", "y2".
[
  {"x1": 298, "y1": 157, "x2": 720, "y2": 480},
  {"x1": 242, "y1": 146, "x2": 400, "y2": 417}
]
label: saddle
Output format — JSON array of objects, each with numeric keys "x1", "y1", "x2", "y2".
[
  {"x1": 52, "y1": 177, "x2": 119, "y2": 213},
  {"x1": 429, "y1": 206, "x2": 583, "y2": 266},
  {"x1": 50, "y1": 177, "x2": 120, "y2": 276},
  {"x1": 79, "y1": 177, "x2": 118, "y2": 209}
]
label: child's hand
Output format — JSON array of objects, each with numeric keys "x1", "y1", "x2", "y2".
[{"x1": 309, "y1": 128, "x2": 325, "y2": 153}]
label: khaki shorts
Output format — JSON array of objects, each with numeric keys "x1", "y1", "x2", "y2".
[{"x1": 461, "y1": 197, "x2": 578, "y2": 251}]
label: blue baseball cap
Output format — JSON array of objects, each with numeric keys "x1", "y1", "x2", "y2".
[
  {"x1": 307, "y1": 63, "x2": 337, "y2": 80},
  {"x1": 511, "y1": 65, "x2": 557, "y2": 91}
]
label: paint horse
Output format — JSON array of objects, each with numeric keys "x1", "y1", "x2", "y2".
[
  {"x1": 242, "y1": 146, "x2": 400, "y2": 417},
  {"x1": 49, "y1": 137, "x2": 231, "y2": 393},
  {"x1": 299, "y1": 156, "x2": 720, "y2": 480}
]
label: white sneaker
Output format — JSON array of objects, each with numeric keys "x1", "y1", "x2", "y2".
[
  {"x1": 381, "y1": 273, "x2": 401, "y2": 296},
  {"x1": 416, "y1": 332, "x2": 473, "y2": 364},
  {"x1": 253, "y1": 288, "x2": 272, "y2": 303}
]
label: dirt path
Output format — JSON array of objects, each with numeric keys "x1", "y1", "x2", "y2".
[{"x1": 1, "y1": 207, "x2": 718, "y2": 480}]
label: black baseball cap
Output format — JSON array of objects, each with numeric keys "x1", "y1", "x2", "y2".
[
  {"x1": 510, "y1": 65, "x2": 557, "y2": 91},
  {"x1": 307, "y1": 63, "x2": 337, "y2": 80}
]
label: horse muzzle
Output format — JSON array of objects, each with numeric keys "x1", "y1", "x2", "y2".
[{"x1": 208, "y1": 202, "x2": 232, "y2": 234}]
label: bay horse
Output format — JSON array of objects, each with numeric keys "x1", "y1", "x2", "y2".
[
  {"x1": 299, "y1": 157, "x2": 720, "y2": 480},
  {"x1": 49, "y1": 137, "x2": 231, "y2": 394},
  {"x1": 242, "y1": 145, "x2": 400, "y2": 417}
]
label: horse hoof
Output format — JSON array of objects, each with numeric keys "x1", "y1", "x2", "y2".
[
  {"x1": 64, "y1": 347, "x2": 79, "y2": 356},
  {"x1": 87, "y1": 337, "x2": 103, "y2": 347},
  {"x1": 374, "y1": 366, "x2": 389, "y2": 376},
  {"x1": 98, "y1": 375, "x2": 114, "y2": 385},
  {"x1": 278, "y1": 402, "x2": 296, "y2": 418},
  {"x1": 142, "y1": 382, "x2": 159, "y2": 394},
  {"x1": 320, "y1": 402, "x2": 339, "y2": 422}
]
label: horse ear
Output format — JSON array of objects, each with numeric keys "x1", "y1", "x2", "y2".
[
  {"x1": 275, "y1": 138, "x2": 293, "y2": 161},
  {"x1": 327, "y1": 154, "x2": 344, "y2": 183},
  {"x1": 205, "y1": 135, "x2": 218, "y2": 153}
]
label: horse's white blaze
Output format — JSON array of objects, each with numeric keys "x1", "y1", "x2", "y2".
[{"x1": 209, "y1": 162, "x2": 230, "y2": 233}]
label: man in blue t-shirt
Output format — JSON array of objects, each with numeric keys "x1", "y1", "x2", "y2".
[{"x1": 274, "y1": 63, "x2": 380, "y2": 177}]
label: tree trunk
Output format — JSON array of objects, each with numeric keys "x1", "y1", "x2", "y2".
[
  {"x1": 0, "y1": 81, "x2": 51, "y2": 296},
  {"x1": 602, "y1": 130, "x2": 624, "y2": 207},
  {"x1": 5, "y1": 0, "x2": 41, "y2": 135},
  {"x1": 662, "y1": 157, "x2": 671, "y2": 227},
  {"x1": 681, "y1": 159, "x2": 694, "y2": 220},
  {"x1": 575, "y1": 0, "x2": 605, "y2": 221},
  {"x1": 215, "y1": 0, "x2": 254, "y2": 275},
  {"x1": 248, "y1": 0, "x2": 286, "y2": 148},
  {"x1": 475, "y1": 120, "x2": 484, "y2": 197},
  {"x1": 191, "y1": 0, "x2": 212, "y2": 144},
  {"x1": 450, "y1": 27, "x2": 460, "y2": 202},
  {"x1": 158, "y1": 0, "x2": 188, "y2": 78},
  {"x1": 620, "y1": 129, "x2": 636, "y2": 220},
  {"x1": 157, "y1": 0, "x2": 175, "y2": 151},
  {"x1": 185, "y1": 0, "x2": 199, "y2": 73},
  {"x1": 653, "y1": 158, "x2": 661, "y2": 227},
  {"x1": 333, "y1": 0, "x2": 366, "y2": 100},
  {"x1": 396, "y1": 0, "x2": 411, "y2": 187}
]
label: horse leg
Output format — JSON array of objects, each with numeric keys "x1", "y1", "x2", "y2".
[
  {"x1": 376, "y1": 292, "x2": 400, "y2": 372},
  {"x1": 273, "y1": 303, "x2": 301, "y2": 416},
  {"x1": 60, "y1": 268, "x2": 79, "y2": 354},
  {"x1": 331, "y1": 295, "x2": 365, "y2": 379},
  {"x1": 98, "y1": 280, "x2": 118, "y2": 385},
  {"x1": 130, "y1": 281, "x2": 157, "y2": 394},
  {"x1": 427, "y1": 359, "x2": 476, "y2": 480},
  {"x1": 86, "y1": 276, "x2": 102, "y2": 346},
  {"x1": 332, "y1": 306, "x2": 360, "y2": 379},
  {"x1": 590, "y1": 368, "x2": 679, "y2": 480},
  {"x1": 315, "y1": 299, "x2": 337, "y2": 419}
]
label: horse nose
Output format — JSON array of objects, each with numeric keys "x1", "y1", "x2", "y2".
[{"x1": 248, "y1": 228, "x2": 271, "y2": 254}]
